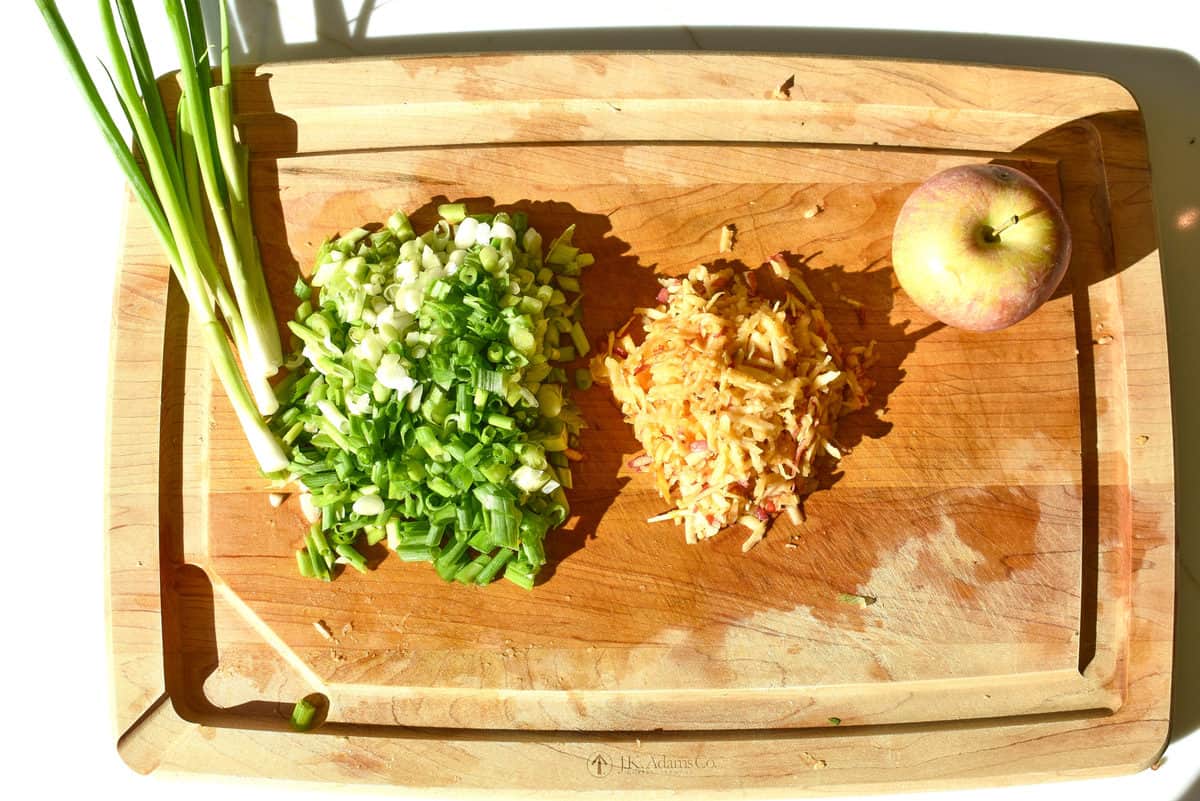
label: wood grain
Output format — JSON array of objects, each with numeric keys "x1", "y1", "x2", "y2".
[{"x1": 106, "y1": 53, "x2": 1174, "y2": 792}]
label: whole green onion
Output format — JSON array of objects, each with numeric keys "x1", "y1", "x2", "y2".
[{"x1": 37, "y1": 0, "x2": 287, "y2": 473}]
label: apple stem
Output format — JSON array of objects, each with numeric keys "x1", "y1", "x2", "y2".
[{"x1": 988, "y1": 214, "x2": 1021, "y2": 241}]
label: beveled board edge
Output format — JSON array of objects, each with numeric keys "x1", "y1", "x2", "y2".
[{"x1": 106, "y1": 52, "x2": 1174, "y2": 792}]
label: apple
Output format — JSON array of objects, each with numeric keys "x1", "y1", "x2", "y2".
[{"x1": 890, "y1": 164, "x2": 1072, "y2": 332}]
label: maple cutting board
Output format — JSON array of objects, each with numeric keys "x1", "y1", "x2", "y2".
[{"x1": 106, "y1": 53, "x2": 1175, "y2": 794}]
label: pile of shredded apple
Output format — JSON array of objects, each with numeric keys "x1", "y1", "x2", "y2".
[{"x1": 592, "y1": 256, "x2": 875, "y2": 551}]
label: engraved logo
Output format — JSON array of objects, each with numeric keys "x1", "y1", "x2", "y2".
[
  {"x1": 588, "y1": 752, "x2": 612, "y2": 778},
  {"x1": 586, "y1": 751, "x2": 717, "y2": 777}
]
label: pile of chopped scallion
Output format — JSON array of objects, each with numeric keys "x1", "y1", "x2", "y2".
[{"x1": 273, "y1": 204, "x2": 593, "y2": 588}]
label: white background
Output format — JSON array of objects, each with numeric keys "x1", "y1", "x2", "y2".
[{"x1": 3, "y1": 1, "x2": 1197, "y2": 799}]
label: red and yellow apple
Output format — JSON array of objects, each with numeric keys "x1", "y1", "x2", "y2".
[{"x1": 891, "y1": 164, "x2": 1072, "y2": 332}]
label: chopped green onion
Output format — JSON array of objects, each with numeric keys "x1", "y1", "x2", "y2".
[
  {"x1": 365, "y1": 525, "x2": 387, "y2": 546},
  {"x1": 557, "y1": 465, "x2": 574, "y2": 490},
  {"x1": 304, "y1": 531, "x2": 331, "y2": 582},
  {"x1": 428, "y1": 476, "x2": 457, "y2": 498},
  {"x1": 396, "y1": 544, "x2": 434, "y2": 562},
  {"x1": 438, "y1": 202, "x2": 468, "y2": 223},
  {"x1": 487, "y1": 413, "x2": 516, "y2": 431},
  {"x1": 309, "y1": 523, "x2": 334, "y2": 567},
  {"x1": 290, "y1": 698, "x2": 317, "y2": 731},
  {"x1": 509, "y1": 327, "x2": 536, "y2": 355},
  {"x1": 270, "y1": 206, "x2": 593, "y2": 586},
  {"x1": 569, "y1": 322, "x2": 591, "y2": 357},
  {"x1": 475, "y1": 549, "x2": 515, "y2": 584},
  {"x1": 455, "y1": 554, "x2": 490, "y2": 584},
  {"x1": 335, "y1": 543, "x2": 369, "y2": 574},
  {"x1": 504, "y1": 562, "x2": 537, "y2": 590}
]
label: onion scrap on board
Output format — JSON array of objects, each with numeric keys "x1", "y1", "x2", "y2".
[{"x1": 592, "y1": 256, "x2": 876, "y2": 551}]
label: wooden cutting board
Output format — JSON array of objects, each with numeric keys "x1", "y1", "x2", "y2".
[{"x1": 106, "y1": 53, "x2": 1175, "y2": 794}]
